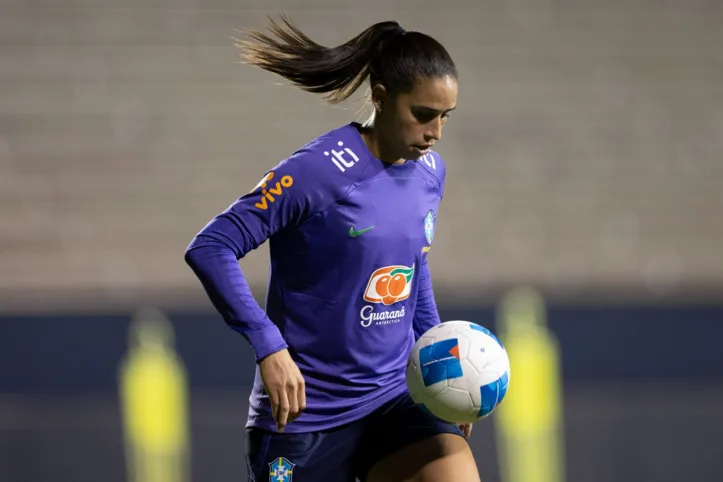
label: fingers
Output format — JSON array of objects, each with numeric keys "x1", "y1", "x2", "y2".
[
  {"x1": 276, "y1": 378, "x2": 307, "y2": 431},
  {"x1": 287, "y1": 381, "x2": 299, "y2": 424},
  {"x1": 287, "y1": 378, "x2": 306, "y2": 424},
  {"x1": 276, "y1": 389, "x2": 290, "y2": 433},
  {"x1": 459, "y1": 424, "x2": 472, "y2": 438},
  {"x1": 298, "y1": 380, "x2": 307, "y2": 414},
  {"x1": 269, "y1": 389, "x2": 280, "y2": 426},
  {"x1": 259, "y1": 350, "x2": 306, "y2": 432}
]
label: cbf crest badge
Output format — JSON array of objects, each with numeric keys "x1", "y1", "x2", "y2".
[
  {"x1": 269, "y1": 457, "x2": 295, "y2": 482},
  {"x1": 424, "y1": 210, "x2": 436, "y2": 245}
]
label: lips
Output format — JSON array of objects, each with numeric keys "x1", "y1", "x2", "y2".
[{"x1": 413, "y1": 145, "x2": 433, "y2": 155}]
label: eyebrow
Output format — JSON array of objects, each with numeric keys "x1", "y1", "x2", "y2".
[{"x1": 412, "y1": 105, "x2": 457, "y2": 115}]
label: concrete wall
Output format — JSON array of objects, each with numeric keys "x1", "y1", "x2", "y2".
[{"x1": 1, "y1": 0, "x2": 721, "y2": 311}]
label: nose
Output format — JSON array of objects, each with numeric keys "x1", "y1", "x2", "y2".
[{"x1": 425, "y1": 117, "x2": 443, "y2": 142}]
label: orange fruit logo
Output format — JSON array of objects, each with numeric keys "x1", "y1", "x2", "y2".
[{"x1": 363, "y1": 265, "x2": 415, "y2": 305}]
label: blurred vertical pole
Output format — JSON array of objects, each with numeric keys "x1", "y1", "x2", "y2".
[
  {"x1": 494, "y1": 287, "x2": 566, "y2": 482},
  {"x1": 119, "y1": 308, "x2": 190, "y2": 482}
]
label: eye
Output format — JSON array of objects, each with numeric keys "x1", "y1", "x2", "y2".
[
  {"x1": 412, "y1": 109, "x2": 437, "y2": 124},
  {"x1": 412, "y1": 107, "x2": 453, "y2": 124}
]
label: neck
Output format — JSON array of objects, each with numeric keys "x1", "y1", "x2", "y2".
[{"x1": 359, "y1": 123, "x2": 406, "y2": 166}]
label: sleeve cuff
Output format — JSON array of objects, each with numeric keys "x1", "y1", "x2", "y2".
[{"x1": 244, "y1": 324, "x2": 288, "y2": 362}]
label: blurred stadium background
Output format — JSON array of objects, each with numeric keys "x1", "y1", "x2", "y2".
[{"x1": 1, "y1": 0, "x2": 722, "y2": 481}]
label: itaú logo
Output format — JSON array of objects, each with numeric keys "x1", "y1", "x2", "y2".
[{"x1": 252, "y1": 171, "x2": 293, "y2": 210}]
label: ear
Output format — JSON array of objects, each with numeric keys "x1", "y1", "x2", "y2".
[{"x1": 370, "y1": 84, "x2": 389, "y2": 113}]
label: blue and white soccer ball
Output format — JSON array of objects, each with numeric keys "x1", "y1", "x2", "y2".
[{"x1": 406, "y1": 320, "x2": 510, "y2": 424}]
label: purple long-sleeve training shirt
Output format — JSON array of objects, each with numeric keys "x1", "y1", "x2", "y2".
[{"x1": 185, "y1": 122, "x2": 446, "y2": 432}]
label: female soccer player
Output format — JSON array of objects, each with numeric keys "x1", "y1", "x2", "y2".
[{"x1": 185, "y1": 17, "x2": 480, "y2": 482}]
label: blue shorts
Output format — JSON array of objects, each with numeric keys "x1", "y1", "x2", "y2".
[{"x1": 245, "y1": 391, "x2": 465, "y2": 482}]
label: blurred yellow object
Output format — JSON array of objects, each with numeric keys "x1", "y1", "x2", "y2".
[
  {"x1": 119, "y1": 307, "x2": 190, "y2": 482},
  {"x1": 495, "y1": 287, "x2": 566, "y2": 482}
]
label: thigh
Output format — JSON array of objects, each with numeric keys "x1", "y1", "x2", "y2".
[
  {"x1": 356, "y1": 392, "x2": 478, "y2": 482},
  {"x1": 365, "y1": 433, "x2": 479, "y2": 482},
  {"x1": 246, "y1": 423, "x2": 362, "y2": 482}
]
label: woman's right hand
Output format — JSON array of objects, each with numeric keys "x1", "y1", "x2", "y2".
[{"x1": 258, "y1": 348, "x2": 306, "y2": 432}]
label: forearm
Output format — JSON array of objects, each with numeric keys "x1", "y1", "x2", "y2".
[
  {"x1": 185, "y1": 235, "x2": 287, "y2": 362},
  {"x1": 413, "y1": 259, "x2": 442, "y2": 340}
]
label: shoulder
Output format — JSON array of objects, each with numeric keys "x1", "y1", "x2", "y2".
[
  {"x1": 248, "y1": 123, "x2": 366, "y2": 209},
  {"x1": 415, "y1": 150, "x2": 447, "y2": 197},
  {"x1": 284, "y1": 123, "x2": 367, "y2": 179}
]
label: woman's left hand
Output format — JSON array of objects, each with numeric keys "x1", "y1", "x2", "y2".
[{"x1": 459, "y1": 423, "x2": 473, "y2": 438}]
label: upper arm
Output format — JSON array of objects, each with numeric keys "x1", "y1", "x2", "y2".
[{"x1": 187, "y1": 150, "x2": 339, "y2": 259}]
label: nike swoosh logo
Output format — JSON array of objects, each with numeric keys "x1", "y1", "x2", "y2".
[{"x1": 349, "y1": 225, "x2": 375, "y2": 237}]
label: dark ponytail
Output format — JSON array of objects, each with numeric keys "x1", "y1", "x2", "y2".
[{"x1": 236, "y1": 16, "x2": 457, "y2": 104}]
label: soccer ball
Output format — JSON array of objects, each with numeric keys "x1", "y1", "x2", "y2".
[{"x1": 406, "y1": 320, "x2": 510, "y2": 424}]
